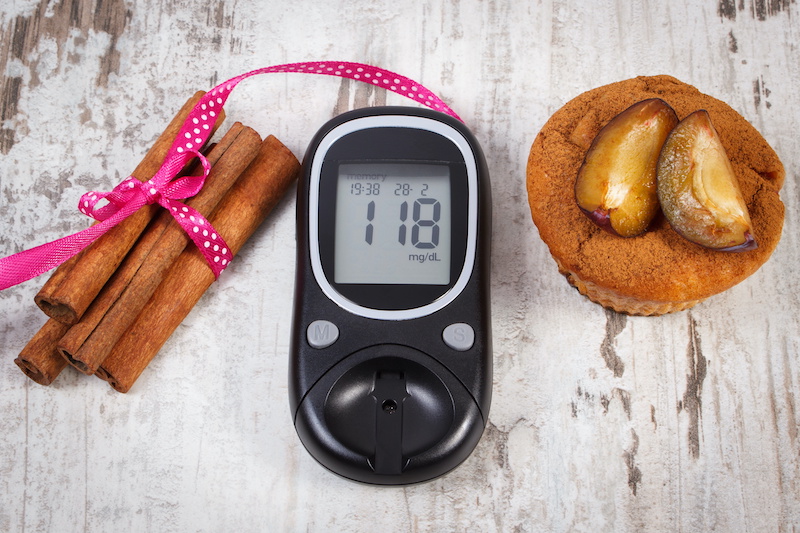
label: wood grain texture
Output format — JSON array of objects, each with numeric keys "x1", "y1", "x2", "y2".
[{"x1": 1, "y1": 1, "x2": 798, "y2": 532}]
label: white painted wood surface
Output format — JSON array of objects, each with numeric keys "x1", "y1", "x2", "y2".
[{"x1": 1, "y1": 1, "x2": 798, "y2": 531}]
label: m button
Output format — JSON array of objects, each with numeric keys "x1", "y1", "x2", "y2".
[{"x1": 307, "y1": 320, "x2": 339, "y2": 349}]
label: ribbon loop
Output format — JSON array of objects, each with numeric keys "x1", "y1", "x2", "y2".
[
  {"x1": 159, "y1": 150, "x2": 211, "y2": 201},
  {"x1": 79, "y1": 177, "x2": 139, "y2": 221}
]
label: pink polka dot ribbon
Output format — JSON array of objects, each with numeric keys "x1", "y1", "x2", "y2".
[{"x1": 0, "y1": 61, "x2": 460, "y2": 291}]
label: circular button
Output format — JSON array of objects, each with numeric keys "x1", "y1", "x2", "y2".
[{"x1": 442, "y1": 323, "x2": 474, "y2": 351}]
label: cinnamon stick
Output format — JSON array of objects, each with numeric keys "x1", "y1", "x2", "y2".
[
  {"x1": 35, "y1": 248, "x2": 86, "y2": 302},
  {"x1": 34, "y1": 92, "x2": 225, "y2": 326},
  {"x1": 61, "y1": 125, "x2": 263, "y2": 375},
  {"x1": 96, "y1": 135, "x2": 300, "y2": 393},
  {"x1": 57, "y1": 123, "x2": 259, "y2": 375},
  {"x1": 14, "y1": 319, "x2": 70, "y2": 386}
]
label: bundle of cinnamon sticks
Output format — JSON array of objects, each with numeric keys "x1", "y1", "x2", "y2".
[{"x1": 13, "y1": 91, "x2": 300, "y2": 392}]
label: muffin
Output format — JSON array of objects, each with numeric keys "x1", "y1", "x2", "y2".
[{"x1": 526, "y1": 75, "x2": 785, "y2": 315}]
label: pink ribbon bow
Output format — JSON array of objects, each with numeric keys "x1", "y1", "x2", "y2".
[{"x1": 0, "y1": 61, "x2": 460, "y2": 291}]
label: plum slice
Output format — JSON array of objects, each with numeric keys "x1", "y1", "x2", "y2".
[
  {"x1": 575, "y1": 98, "x2": 679, "y2": 237},
  {"x1": 657, "y1": 110, "x2": 756, "y2": 252}
]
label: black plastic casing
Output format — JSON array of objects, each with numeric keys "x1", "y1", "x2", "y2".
[{"x1": 289, "y1": 106, "x2": 492, "y2": 485}]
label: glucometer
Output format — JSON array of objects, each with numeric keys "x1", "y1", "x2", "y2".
[{"x1": 289, "y1": 106, "x2": 491, "y2": 485}]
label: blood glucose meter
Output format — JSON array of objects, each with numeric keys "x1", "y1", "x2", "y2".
[{"x1": 289, "y1": 106, "x2": 491, "y2": 485}]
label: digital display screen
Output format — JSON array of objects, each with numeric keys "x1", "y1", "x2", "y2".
[{"x1": 334, "y1": 163, "x2": 451, "y2": 285}]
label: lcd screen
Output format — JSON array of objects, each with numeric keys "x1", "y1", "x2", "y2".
[{"x1": 334, "y1": 163, "x2": 451, "y2": 285}]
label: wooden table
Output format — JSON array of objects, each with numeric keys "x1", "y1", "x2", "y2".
[{"x1": 1, "y1": 1, "x2": 798, "y2": 531}]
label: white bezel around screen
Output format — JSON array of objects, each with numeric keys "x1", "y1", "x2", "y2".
[{"x1": 309, "y1": 114, "x2": 478, "y2": 320}]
